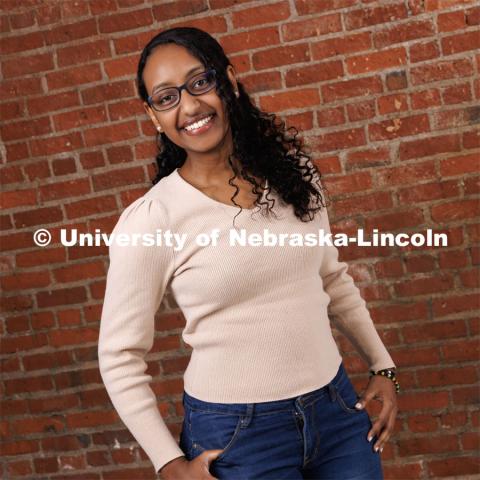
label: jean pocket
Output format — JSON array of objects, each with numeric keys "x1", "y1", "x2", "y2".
[
  {"x1": 188, "y1": 407, "x2": 244, "y2": 462},
  {"x1": 332, "y1": 379, "x2": 363, "y2": 415}
]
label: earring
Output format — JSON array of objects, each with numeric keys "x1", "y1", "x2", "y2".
[
  {"x1": 157, "y1": 126, "x2": 162, "y2": 132},
  {"x1": 235, "y1": 90, "x2": 239, "y2": 98}
]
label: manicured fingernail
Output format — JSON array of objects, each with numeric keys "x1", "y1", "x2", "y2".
[
  {"x1": 380, "y1": 447, "x2": 384, "y2": 453},
  {"x1": 368, "y1": 435, "x2": 373, "y2": 442},
  {"x1": 355, "y1": 402, "x2": 362, "y2": 409},
  {"x1": 374, "y1": 445, "x2": 379, "y2": 452}
]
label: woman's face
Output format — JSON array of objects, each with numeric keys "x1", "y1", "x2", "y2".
[{"x1": 142, "y1": 43, "x2": 238, "y2": 157}]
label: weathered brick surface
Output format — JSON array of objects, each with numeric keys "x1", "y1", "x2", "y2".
[{"x1": 0, "y1": 0, "x2": 478, "y2": 478}]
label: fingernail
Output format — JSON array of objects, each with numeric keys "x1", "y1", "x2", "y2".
[
  {"x1": 355, "y1": 402, "x2": 362, "y2": 409},
  {"x1": 380, "y1": 447, "x2": 384, "y2": 453},
  {"x1": 374, "y1": 445, "x2": 379, "y2": 452},
  {"x1": 368, "y1": 435, "x2": 373, "y2": 442}
]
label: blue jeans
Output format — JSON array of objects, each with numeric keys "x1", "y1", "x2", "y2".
[{"x1": 180, "y1": 361, "x2": 383, "y2": 479}]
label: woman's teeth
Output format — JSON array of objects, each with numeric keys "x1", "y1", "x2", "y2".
[{"x1": 184, "y1": 115, "x2": 213, "y2": 132}]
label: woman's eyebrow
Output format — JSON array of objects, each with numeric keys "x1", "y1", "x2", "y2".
[{"x1": 152, "y1": 65, "x2": 205, "y2": 92}]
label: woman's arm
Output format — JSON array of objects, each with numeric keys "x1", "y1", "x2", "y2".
[
  {"x1": 98, "y1": 196, "x2": 185, "y2": 473},
  {"x1": 319, "y1": 205, "x2": 396, "y2": 372}
]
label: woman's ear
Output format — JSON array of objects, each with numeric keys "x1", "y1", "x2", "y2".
[
  {"x1": 143, "y1": 102, "x2": 162, "y2": 132},
  {"x1": 226, "y1": 65, "x2": 239, "y2": 96}
]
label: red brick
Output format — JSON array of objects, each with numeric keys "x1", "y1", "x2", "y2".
[
  {"x1": 232, "y1": 1, "x2": 290, "y2": 29},
  {"x1": 83, "y1": 120, "x2": 139, "y2": 147},
  {"x1": 57, "y1": 39, "x2": 110, "y2": 68},
  {"x1": 0, "y1": 189, "x2": 37, "y2": 209},
  {"x1": 344, "y1": 3, "x2": 408, "y2": 30},
  {"x1": 365, "y1": 208, "x2": 425, "y2": 232},
  {"x1": 0, "y1": 31, "x2": 44, "y2": 55},
  {"x1": 437, "y1": 10, "x2": 467, "y2": 31},
  {"x1": 98, "y1": 7, "x2": 153, "y2": 33},
  {"x1": 368, "y1": 114, "x2": 430, "y2": 141},
  {"x1": 2, "y1": 117, "x2": 52, "y2": 142},
  {"x1": 9, "y1": 10, "x2": 35, "y2": 30},
  {"x1": 295, "y1": 0, "x2": 356, "y2": 15},
  {"x1": 30, "y1": 132, "x2": 84, "y2": 157},
  {"x1": 374, "y1": 20, "x2": 435, "y2": 48},
  {"x1": 310, "y1": 127, "x2": 366, "y2": 153},
  {"x1": 219, "y1": 27, "x2": 280, "y2": 55},
  {"x1": 81, "y1": 80, "x2": 134, "y2": 105},
  {"x1": 411, "y1": 58, "x2": 474, "y2": 85},
  {"x1": 333, "y1": 192, "x2": 393, "y2": 217},
  {"x1": 28, "y1": 91, "x2": 80, "y2": 116},
  {"x1": 259, "y1": 88, "x2": 320, "y2": 112},
  {"x1": 64, "y1": 196, "x2": 117, "y2": 219},
  {"x1": 283, "y1": 13, "x2": 341, "y2": 41},
  {"x1": 53, "y1": 106, "x2": 108, "y2": 132},
  {"x1": 44, "y1": 18, "x2": 97, "y2": 45},
  {"x1": 440, "y1": 153, "x2": 480, "y2": 176},
  {"x1": 2, "y1": 52, "x2": 54, "y2": 78},
  {"x1": 394, "y1": 275, "x2": 454, "y2": 297},
  {"x1": 103, "y1": 54, "x2": 138, "y2": 79},
  {"x1": 431, "y1": 199, "x2": 480, "y2": 222},
  {"x1": 252, "y1": 43, "x2": 310, "y2": 70},
  {"x1": 322, "y1": 76, "x2": 383, "y2": 102},
  {"x1": 152, "y1": 0, "x2": 207, "y2": 22},
  {"x1": 441, "y1": 83, "x2": 472, "y2": 104},
  {"x1": 399, "y1": 134, "x2": 460, "y2": 160},
  {"x1": 346, "y1": 47, "x2": 407, "y2": 74},
  {"x1": 346, "y1": 100, "x2": 376, "y2": 121},
  {"x1": 442, "y1": 31, "x2": 480, "y2": 55},
  {"x1": 409, "y1": 40, "x2": 440, "y2": 63},
  {"x1": 398, "y1": 180, "x2": 459, "y2": 203},
  {"x1": 285, "y1": 60, "x2": 343, "y2": 87},
  {"x1": 377, "y1": 93, "x2": 408, "y2": 115},
  {"x1": 346, "y1": 147, "x2": 391, "y2": 169},
  {"x1": 46, "y1": 64, "x2": 102, "y2": 91},
  {"x1": 311, "y1": 32, "x2": 372, "y2": 61}
]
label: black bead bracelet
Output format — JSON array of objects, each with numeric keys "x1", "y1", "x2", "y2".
[{"x1": 369, "y1": 367, "x2": 400, "y2": 394}]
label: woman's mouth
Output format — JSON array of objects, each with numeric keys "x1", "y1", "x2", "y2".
[{"x1": 182, "y1": 114, "x2": 216, "y2": 136}]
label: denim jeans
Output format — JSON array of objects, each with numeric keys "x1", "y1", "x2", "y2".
[{"x1": 179, "y1": 361, "x2": 383, "y2": 479}]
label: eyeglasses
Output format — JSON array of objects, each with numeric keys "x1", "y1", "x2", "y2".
[{"x1": 147, "y1": 68, "x2": 217, "y2": 112}]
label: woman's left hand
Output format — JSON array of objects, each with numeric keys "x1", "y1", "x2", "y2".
[{"x1": 354, "y1": 374, "x2": 398, "y2": 454}]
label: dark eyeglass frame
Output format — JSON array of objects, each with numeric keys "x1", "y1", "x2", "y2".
[{"x1": 147, "y1": 68, "x2": 217, "y2": 112}]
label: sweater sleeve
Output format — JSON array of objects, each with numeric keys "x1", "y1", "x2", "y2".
[
  {"x1": 318, "y1": 200, "x2": 396, "y2": 373},
  {"x1": 97, "y1": 196, "x2": 185, "y2": 473}
]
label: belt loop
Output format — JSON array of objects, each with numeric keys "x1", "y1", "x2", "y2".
[
  {"x1": 241, "y1": 403, "x2": 254, "y2": 427},
  {"x1": 328, "y1": 383, "x2": 337, "y2": 402}
]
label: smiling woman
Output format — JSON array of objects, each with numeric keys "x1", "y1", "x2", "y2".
[
  {"x1": 135, "y1": 27, "x2": 329, "y2": 224},
  {"x1": 97, "y1": 26, "x2": 398, "y2": 480}
]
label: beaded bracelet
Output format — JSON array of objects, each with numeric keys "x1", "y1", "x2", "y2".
[{"x1": 369, "y1": 367, "x2": 400, "y2": 394}]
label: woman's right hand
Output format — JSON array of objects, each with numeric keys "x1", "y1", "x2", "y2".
[{"x1": 159, "y1": 449, "x2": 224, "y2": 480}]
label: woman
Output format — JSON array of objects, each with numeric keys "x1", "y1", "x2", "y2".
[{"x1": 98, "y1": 27, "x2": 399, "y2": 480}]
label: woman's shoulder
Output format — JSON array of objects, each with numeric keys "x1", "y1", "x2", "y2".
[
  {"x1": 112, "y1": 194, "x2": 169, "y2": 236},
  {"x1": 113, "y1": 173, "x2": 177, "y2": 233}
]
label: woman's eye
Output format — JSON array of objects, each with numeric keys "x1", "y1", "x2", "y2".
[
  {"x1": 159, "y1": 95, "x2": 174, "y2": 104},
  {"x1": 193, "y1": 78, "x2": 207, "y2": 89}
]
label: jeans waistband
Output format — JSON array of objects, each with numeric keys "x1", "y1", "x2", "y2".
[{"x1": 183, "y1": 360, "x2": 346, "y2": 415}]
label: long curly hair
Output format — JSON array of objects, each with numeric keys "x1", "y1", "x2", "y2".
[{"x1": 136, "y1": 27, "x2": 329, "y2": 224}]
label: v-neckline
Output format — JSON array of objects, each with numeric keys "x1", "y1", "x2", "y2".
[{"x1": 174, "y1": 168, "x2": 269, "y2": 212}]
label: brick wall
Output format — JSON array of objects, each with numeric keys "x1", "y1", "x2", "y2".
[{"x1": 0, "y1": 0, "x2": 479, "y2": 478}]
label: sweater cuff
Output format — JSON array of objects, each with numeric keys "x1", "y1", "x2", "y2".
[{"x1": 153, "y1": 442, "x2": 186, "y2": 475}]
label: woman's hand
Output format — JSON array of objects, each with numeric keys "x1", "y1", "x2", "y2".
[
  {"x1": 159, "y1": 449, "x2": 223, "y2": 480},
  {"x1": 354, "y1": 374, "x2": 398, "y2": 454}
]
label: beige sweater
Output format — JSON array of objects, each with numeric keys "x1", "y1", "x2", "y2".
[{"x1": 98, "y1": 167, "x2": 396, "y2": 473}]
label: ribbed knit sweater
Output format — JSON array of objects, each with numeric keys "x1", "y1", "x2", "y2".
[{"x1": 98, "y1": 167, "x2": 396, "y2": 473}]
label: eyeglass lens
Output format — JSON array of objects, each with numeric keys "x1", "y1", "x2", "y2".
[{"x1": 151, "y1": 71, "x2": 216, "y2": 111}]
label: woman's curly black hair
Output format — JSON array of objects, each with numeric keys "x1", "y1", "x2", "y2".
[{"x1": 136, "y1": 27, "x2": 330, "y2": 225}]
